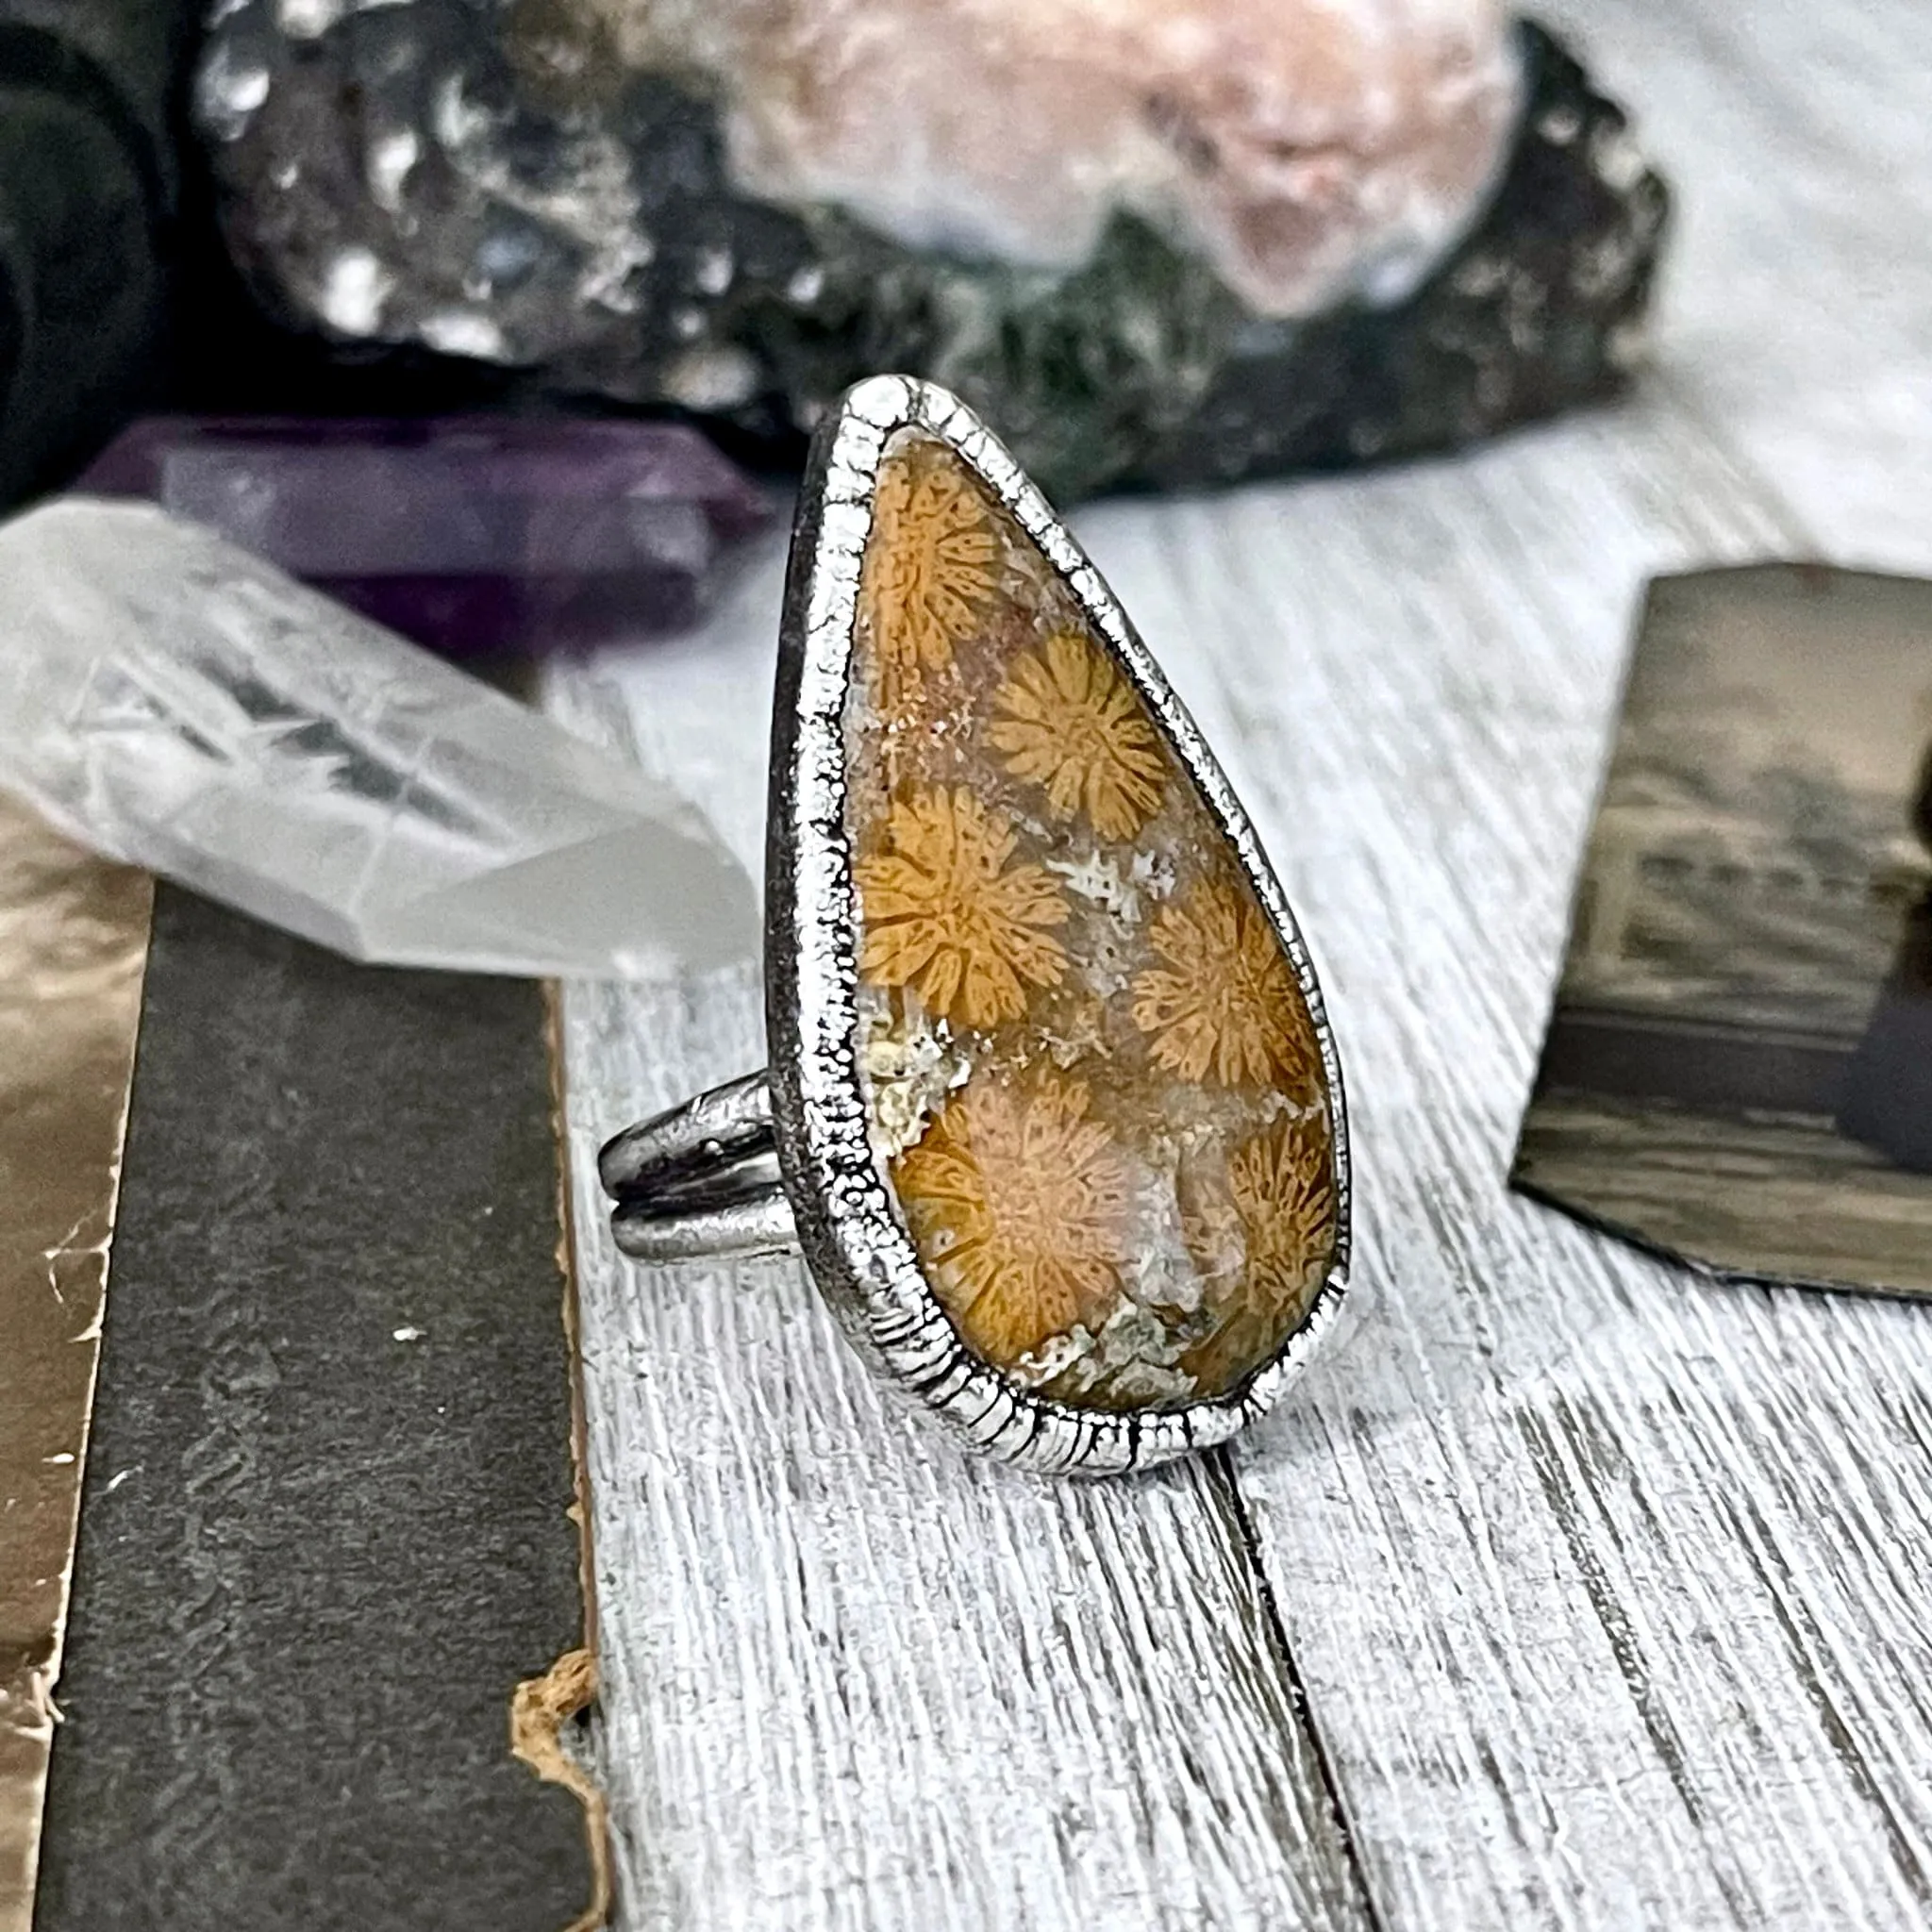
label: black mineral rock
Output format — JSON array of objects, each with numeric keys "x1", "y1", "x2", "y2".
[{"x1": 0, "y1": 0, "x2": 199, "y2": 503}]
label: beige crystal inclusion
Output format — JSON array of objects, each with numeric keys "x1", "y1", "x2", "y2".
[
  {"x1": 583, "y1": 0, "x2": 1520, "y2": 315},
  {"x1": 845, "y1": 435, "x2": 1340, "y2": 1411}
]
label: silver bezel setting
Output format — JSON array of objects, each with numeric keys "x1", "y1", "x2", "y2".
[{"x1": 766, "y1": 375, "x2": 1352, "y2": 1475}]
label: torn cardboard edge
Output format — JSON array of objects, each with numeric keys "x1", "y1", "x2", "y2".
[
  {"x1": 514, "y1": 1647, "x2": 611, "y2": 1932},
  {"x1": 538, "y1": 980, "x2": 613, "y2": 1932}
]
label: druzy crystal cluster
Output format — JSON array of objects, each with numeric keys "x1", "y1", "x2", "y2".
[
  {"x1": 845, "y1": 435, "x2": 1339, "y2": 1408},
  {"x1": 195, "y1": 0, "x2": 1667, "y2": 497},
  {"x1": 578, "y1": 0, "x2": 1519, "y2": 318}
]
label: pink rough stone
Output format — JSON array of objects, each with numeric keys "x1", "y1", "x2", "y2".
[{"x1": 596, "y1": 0, "x2": 1520, "y2": 316}]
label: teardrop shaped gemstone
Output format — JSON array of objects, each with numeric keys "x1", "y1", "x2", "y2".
[{"x1": 844, "y1": 431, "x2": 1340, "y2": 1412}]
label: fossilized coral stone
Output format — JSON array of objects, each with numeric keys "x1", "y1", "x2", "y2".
[{"x1": 847, "y1": 434, "x2": 1340, "y2": 1411}]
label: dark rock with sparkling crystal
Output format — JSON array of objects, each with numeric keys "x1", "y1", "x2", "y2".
[{"x1": 196, "y1": 10, "x2": 1668, "y2": 500}]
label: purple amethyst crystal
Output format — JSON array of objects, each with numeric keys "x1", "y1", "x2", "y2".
[{"x1": 78, "y1": 415, "x2": 774, "y2": 657}]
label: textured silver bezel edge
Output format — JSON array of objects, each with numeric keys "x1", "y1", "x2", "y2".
[{"x1": 766, "y1": 375, "x2": 1353, "y2": 1476}]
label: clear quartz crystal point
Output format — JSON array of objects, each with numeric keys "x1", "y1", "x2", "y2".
[{"x1": 0, "y1": 499, "x2": 758, "y2": 976}]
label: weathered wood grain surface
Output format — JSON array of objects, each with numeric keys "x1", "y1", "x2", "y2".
[{"x1": 550, "y1": 2, "x2": 1932, "y2": 1923}]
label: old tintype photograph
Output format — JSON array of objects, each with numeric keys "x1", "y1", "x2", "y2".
[{"x1": 1515, "y1": 563, "x2": 1932, "y2": 1294}]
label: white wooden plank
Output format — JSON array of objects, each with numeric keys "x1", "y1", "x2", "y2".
[
  {"x1": 1183, "y1": 0, "x2": 1932, "y2": 1916},
  {"x1": 547, "y1": 0, "x2": 1932, "y2": 1921},
  {"x1": 1164, "y1": 410, "x2": 1932, "y2": 1927},
  {"x1": 1535, "y1": 0, "x2": 1932, "y2": 572},
  {"x1": 545, "y1": 637, "x2": 1373, "y2": 1932}
]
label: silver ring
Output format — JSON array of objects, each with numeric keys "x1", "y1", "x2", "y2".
[
  {"x1": 601, "y1": 375, "x2": 1351, "y2": 1476},
  {"x1": 601, "y1": 1071, "x2": 794, "y2": 1262}
]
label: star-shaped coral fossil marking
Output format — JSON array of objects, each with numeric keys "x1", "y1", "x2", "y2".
[
  {"x1": 1130, "y1": 875, "x2": 1317, "y2": 1089},
  {"x1": 857, "y1": 786, "x2": 1068, "y2": 1029},
  {"x1": 893, "y1": 1073, "x2": 1129, "y2": 1362},
  {"x1": 989, "y1": 628, "x2": 1168, "y2": 841}
]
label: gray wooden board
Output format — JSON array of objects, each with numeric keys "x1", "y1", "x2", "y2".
[{"x1": 548, "y1": 1, "x2": 1932, "y2": 1923}]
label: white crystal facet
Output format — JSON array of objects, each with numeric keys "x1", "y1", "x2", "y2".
[{"x1": 0, "y1": 500, "x2": 758, "y2": 977}]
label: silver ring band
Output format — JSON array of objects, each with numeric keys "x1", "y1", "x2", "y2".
[{"x1": 598, "y1": 1071, "x2": 799, "y2": 1261}]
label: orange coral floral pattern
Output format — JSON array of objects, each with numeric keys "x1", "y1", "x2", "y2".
[
  {"x1": 861, "y1": 451, "x2": 999, "y2": 708},
  {"x1": 847, "y1": 435, "x2": 1337, "y2": 1408},
  {"x1": 1227, "y1": 1113, "x2": 1336, "y2": 1319},
  {"x1": 1130, "y1": 876, "x2": 1318, "y2": 1088},
  {"x1": 856, "y1": 786, "x2": 1068, "y2": 1028},
  {"x1": 989, "y1": 629, "x2": 1168, "y2": 840},
  {"x1": 892, "y1": 1074, "x2": 1128, "y2": 1360},
  {"x1": 1175, "y1": 1110, "x2": 1336, "y2": 1396}
]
